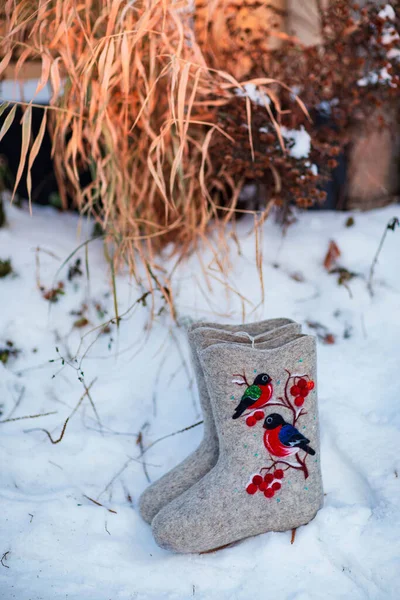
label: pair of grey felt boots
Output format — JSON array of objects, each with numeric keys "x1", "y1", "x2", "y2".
[{"x1": 139, "y1": 318, "x2": 323, "y2": 553}]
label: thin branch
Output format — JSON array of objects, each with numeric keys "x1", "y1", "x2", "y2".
[
  {"x1": 0, "y1": 411, "x2": 57, "y2": 424},
  {"x1": 97, "y1": 421, "x2": 204, "y2": 499},
  {"x1": 232, "y1": 372, "x2": 250, "y2": 386},
  {"x1": 262, "y1": 400, "x2": 288, "y2": 410},
  {"x1": 69, "y1": 378, "x2": 98, "y2": 419},
  {"x1": 83, "y1": 494, "x2": 117, "y2": 514},
  {"x1": 6, "y1": 386, "x2": 26, "y2": 419},
  {"x1": 29, "y1": 378, "x2": 97, "y2": 444},
  {"x1": 136, "y1": 429, "x2": 151, "y2": 483},
  {"x1": 138, "y1": 420, "x2": 203, "y2": 457},
  {"x1": 284, "y1": 369, "x2": 292, "y2": 406},
  {"x1": 82, "y1": 379, "x2": 103, "y2": 433},
  {"x1": 280, "y1": 369, "x2": 309, "y2": 426},
  {"x1": 97, "y1": 457, "x2": 133, "y2": 499},
  {"x1": 260, "y1": 458, "x2": 303, "y2": 473},
  {"x1": 368, "y1": 217, "x2": 399, "y2": 296},
  {"x1": 277, "y1": 395, "x2": 296, "y2": 423},
  {"x1": 38, "y1": 417, "x2": 70, "y2": 444},
  {"x1": 1, "y1": 551, "x2": 10, "y2": 568},
  {"x1": 296, "y1": 453, "x2": 309, "y2": 479},
  {"x1": 152, "y1": 353, "x2": 168, "y2": 417}
]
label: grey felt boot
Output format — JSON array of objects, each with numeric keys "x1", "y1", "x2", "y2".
[
  {"x1": 152, "y1": 334, "x2": 323, "y2": 553},
  {"x1": 138, "y1": 319, "x2": 300, "y2": 524}
]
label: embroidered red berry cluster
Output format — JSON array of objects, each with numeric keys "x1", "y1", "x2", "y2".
[
  {"x1": 246, "y1": 469, "x2": 285, "y2": 498},
  {"x1": 245, "y1": 410, "x2": 264, "y2": 427},
  {"x1": 290, "y1": 378, "x2": 314, "y2": 408}
]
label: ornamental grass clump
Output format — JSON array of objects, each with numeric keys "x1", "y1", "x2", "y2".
[{"x1": 0, "y1": 0, "x2": 296, "y2": 308}]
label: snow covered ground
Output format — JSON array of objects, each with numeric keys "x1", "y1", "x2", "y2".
[{"x1": 0, "y1": 200, "x2": 399, "y2": 599}]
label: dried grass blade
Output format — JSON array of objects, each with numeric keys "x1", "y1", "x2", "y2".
[
  {"x1": 101, "y1": 39, "x2": 115, "y2": 93},
  {"x1": 0, "y1": 50, "x2": 12, "y2": 77},
  {"x1": 35, "y1": 53, "x2": 51, "y2": 95},
  {"x1": 121, "y1": 33, "x2": 130, "y2": 95},
  {"x1": 200, "y1": 126, "x2": 215, "y2": 201},
  {"x1": 50, "y1": 57, "x2": 62, "y2": 104},
  {"x1": 130, "y1": 63, "x2": 170, "y2": 132},
  {"x1": 177, "y1": 62, "x2": 190, "y2": 136},
  {"x1": 245, "y1": 96, "x2": 254, "y2": 162},
  {"x1": 12, "y1": 104, "x2": 32, "y2": 202},
  {"x1": 0, "y1": 102, "x2": 10, "y2": 119},
  {"x1": 106, "y1": 0, "x2": 124, "y2": 37},
  {"x1": 264, "y1": 99, "x2": 285, "y2": 152},
  {"x1": 254, "y1": 215, "x2": 264, "y2": 304},
  {"x1": 13, "y1": 47, "x2": 32, "y2": 80},
  {"x1": 170, "y1": 67, "x2": 201, "y2": 196},
  {"x1": 27, "y1": 109, "x2": 47, "y2": 212}
]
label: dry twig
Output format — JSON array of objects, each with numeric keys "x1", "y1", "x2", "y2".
[
  {"x1": 83, "y1": 494, "x2": 117, "y2": 514},
  {"x1": 0, "y1": 411, "x2": 57, "y2": 424},
  {"x1": 139, "y1": 420, "x2": 203, "y2": 457},
  {"x1": 368, "y1": 217, "x2": 399, "y2": 297},
  {"x1": 291, "y1": 528, "x2": 297, "y2": 545},
  {"x1": 38, "y1": 417, "x2": 70, "y2": 444},
  {"x1": 26, "y1": 378, "x2": 97, "y2": 444},
  {"x1": 1, "y1": 551, "x2": 10, "y2": 568}
]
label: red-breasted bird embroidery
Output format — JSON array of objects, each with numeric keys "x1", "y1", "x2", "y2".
[
  {"x1": 244, "y1": 371, "x2": 316, "y2": 498},
  {"x1": 263, "y1": 413, "x2": 316, "y2": 458},
  {"x1": 232, "y1": 373, "x2": 273, "y2": 420}
]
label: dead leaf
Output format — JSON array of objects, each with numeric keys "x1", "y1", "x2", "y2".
[
  {"x1": 307, "y1": 320, "x2": 336, "y2": 345},
  {"x1": 0, "y1": 104, "x2": 17, "y2": 143},
  {"x1": 330, "y1": 267, "x2": 358, "y2": 286},
  {"x1": 73, "y1": 317, "x2": 90, "y2": 328},
  {"x1": 290, "y1": 271, "x2": 305, "y2": 283},
  {"x1": 323, "y1": 240, "x2": 341, "y2": 270}
]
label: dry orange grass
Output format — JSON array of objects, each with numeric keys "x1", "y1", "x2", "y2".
[{"x1": 0, "y1": 0, "x2": 302, "y2": 313}]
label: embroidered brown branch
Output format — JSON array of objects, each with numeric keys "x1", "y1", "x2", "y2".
[
  {"x1": 277, "y1": 369, "x2": 313, "y2": 426},
  {"x1": 232, "y1": 372, "x2": 250, "y2": 386},
  {"x1": 260, "y1": 455, "x2": 309, "y2": 480}
]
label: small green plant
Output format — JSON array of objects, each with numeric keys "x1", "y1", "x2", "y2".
[
  {"x1": 49, "y1": 192, "x2": 63, "y2": 209},
  {"x1": 41, "y1": 281, "x2": 65, "y2": 303},
  {"x1": 0, "y1": 259, "x2": 12, "y2": 278},
  {"x1": 67, "y1": 258, "x2": 83, "y2": 281},
  {"x1": 0, "y1": 340, "x2": 20, "y2": 364}
]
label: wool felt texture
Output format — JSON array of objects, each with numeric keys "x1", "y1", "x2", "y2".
[
  {"x1": 138, "y1": 320, "x2": 301, "y2": 524},
  {"x1": 152, "y1": 335, "x2": 323, "y2": 553},
  {"x1": 187, "y1": 317, "x2": 297, "y2": 337}
]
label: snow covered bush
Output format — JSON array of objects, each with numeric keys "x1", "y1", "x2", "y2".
[{"x1": 207, "y1": 1, "x2": 400, "y2": 220}]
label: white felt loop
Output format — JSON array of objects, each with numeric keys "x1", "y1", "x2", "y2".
[{"x1": 234, "y1": 331, "x2": 255, "y2": 349}]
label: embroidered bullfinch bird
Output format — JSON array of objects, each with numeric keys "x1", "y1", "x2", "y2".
[
  {"x1": 232, "y1": 373, "x2": 273, "y2": 419},
  {"x1": 263, "y1": 413, "x2": 316, "y2": 457}
]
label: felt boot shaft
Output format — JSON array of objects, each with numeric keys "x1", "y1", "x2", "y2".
[{"x1": 138, "y1": 320, "x2": 301, "y2": 524}]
